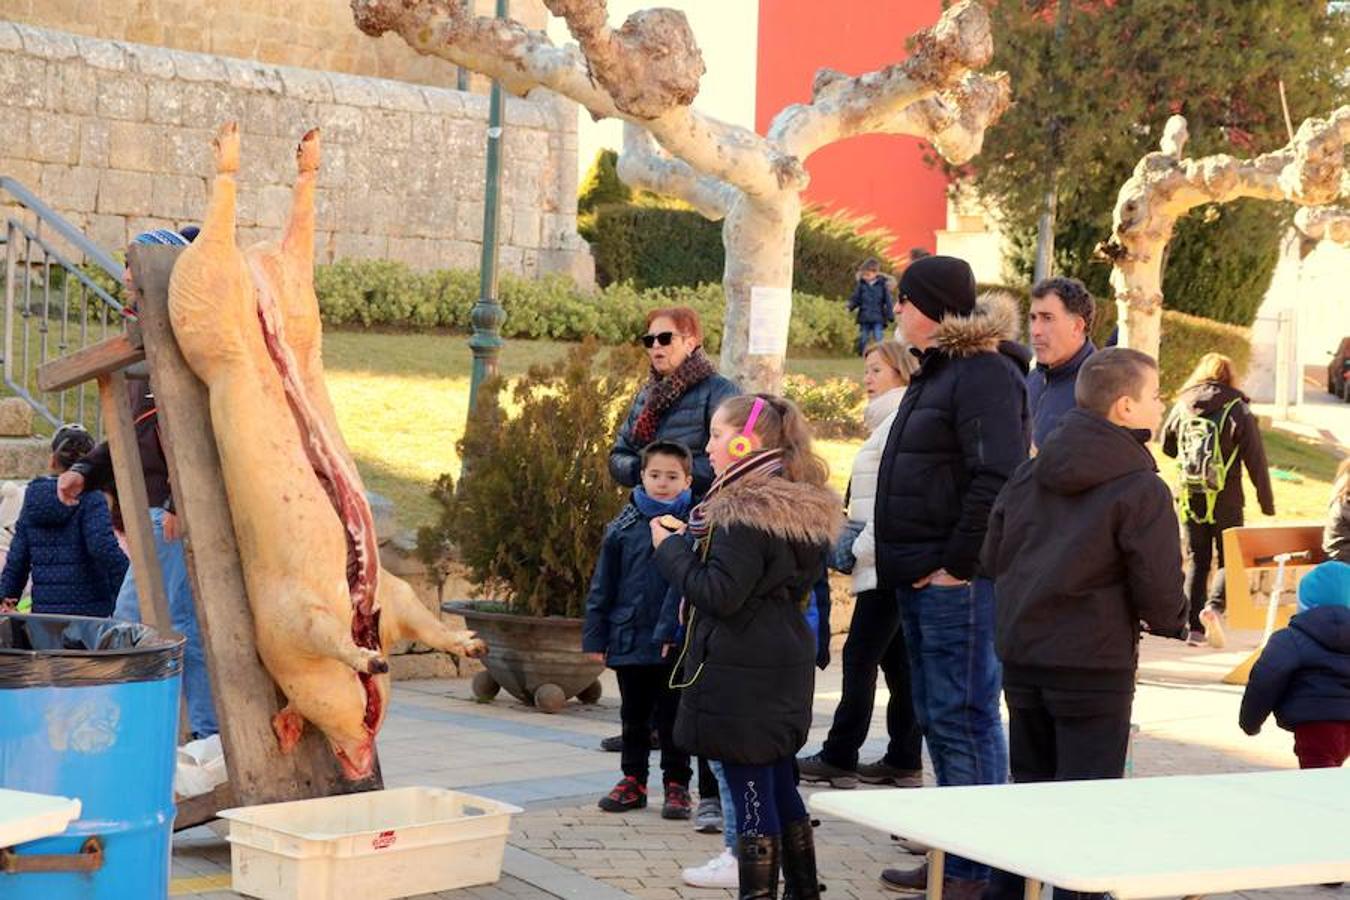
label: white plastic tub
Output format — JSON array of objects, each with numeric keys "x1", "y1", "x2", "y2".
[{"x1": 218, "y1": 787, "x2": 522, "y2": 900}]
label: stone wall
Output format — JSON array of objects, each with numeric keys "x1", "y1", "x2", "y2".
[
  {"x1": 0, "y1": 0, "x2": 549, "y2": 89},
  {"x1": 0, "y1": 22, "x2": 592, "y2": 282}
]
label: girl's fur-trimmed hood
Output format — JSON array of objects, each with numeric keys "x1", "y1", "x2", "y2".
[
  {"x1": 699, "y1": 475, "x2": 843, "y2": 547},
  {"x1": 933, "y1": 290, "x2": 1021, "y2": 359}
]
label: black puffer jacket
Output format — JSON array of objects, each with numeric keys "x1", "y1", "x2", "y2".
[
  {"x1": 655, "y1": 473, "x2": 842, "y2": 765},
  {"x1": 1326, "y1": 482, "x2": 1349, "y2": 563},
  {"x1": 874, "y1": 292, "x2": 1030, "y2": 586},
  {"x1": 1240, "y1": 605, "x2": 1350, "y2": 734},
  {"x1": 1161, "y1": 381, "x2": 1274, "y2": 523},
  {"x1": 982, "y1": 409, "x2": 1189, "y2": 689}
]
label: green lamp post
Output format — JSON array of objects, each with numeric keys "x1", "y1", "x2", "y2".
[{"x1": 467, "y1": 0, "x2": 509, "y2": 417}]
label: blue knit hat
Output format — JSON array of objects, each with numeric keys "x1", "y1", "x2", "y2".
[
  {"x1": 1297, "y1": 561, "x2": 1350, "y2": 612},
  {"x1": 131, "y1": 228, "x2": 190, "y2": 247}
]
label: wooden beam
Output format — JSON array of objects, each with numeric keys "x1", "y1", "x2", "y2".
[
  {"x1": 98, "y1": 368, "x2": 171, "y2": 634},
  {"x1": 128, "y1": 245, "x2": 381, "y2": 807},
  {"x1": 174, "y1": 782, "x2": 235, "y2": 832},
  {"x1": 37, "y1": 332, "x2": 143, "y2": 392}
]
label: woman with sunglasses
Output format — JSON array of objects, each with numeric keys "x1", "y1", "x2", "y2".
[{"x1": 610, "y1": 306, "x2": 740, "y2": 502}]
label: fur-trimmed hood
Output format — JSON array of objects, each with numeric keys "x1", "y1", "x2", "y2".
[
  {"x1": 933, "y1": 290, "x2": 1022, "y2": 359},
  {"x1": 698, "y1": 474, "x2": 843, "y2": 547}
]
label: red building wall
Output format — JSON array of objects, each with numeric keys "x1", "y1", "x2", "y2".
[{"x1": 755, "y1": 0, "x2": 948, "y2": 265}]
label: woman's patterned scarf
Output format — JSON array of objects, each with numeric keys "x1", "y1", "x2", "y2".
[
  {"x1": 631, "y1": 348, "x2": 718, "y2": 446},
  {"x1": 686, "y1": 448, "x2": 786, "y2": 542}
]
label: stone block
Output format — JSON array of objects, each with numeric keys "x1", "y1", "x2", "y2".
[
  {"x1": 150, "y1": 173, "x2": 205, "y2": 221},
  {"x1": 0, "y1": 110, "x2": 30, "y2": 159},
  {"x1": 332, "y1": 231, "x2": 388, "y2": 260},
  {"x1": 455, "y1": 201, "x2": 486, "y2": 242},
  {"x1": 388, "y1": 236, "x2": 446, "y2": 271},
  {"x1": 124, "y1": 43, "x2": 174, "y2": 80},
  {"x1": 179, "y1": 83, "x2": 245, "y2": 129},
  {"x1": 250, "y1": 184, "x2": 294, "y2": 229},
  {"x1": 170, "y1": 48, "x2": 228, "y2": 83},
  {"x1": 0, "y1": 398, "x2": 34, "y2": 437},
  {"x1": 314, "y1": 102, "x2": 364, "y2": 144},
  {"x1": 510, "y1": 207, "x2": 541, "y2": 247},
  {"x1": 28, "y1": 111, "x2": 80, "y2": 164},
  {"x1": 16, "y1": 23, "x2": 77, "y2": 61},
  {"x1": 164, "y1": 128, "x2": 213, "y2": 177},
  {"x1": 79, "y1": 119, "x2": 110, "y2": 167},
  {"x1": 97, "y1": 169, "x2": 154, "y2": 216},
  {"x1": 126, "y1": 216, "x2": 175, "y2": 240},
  {"x1": 365, "y1": 109, "x2": 412, "y2": 153},
  {"x1": 222, "y1": 56, "x2": 283, "y2": 95},
  {"x1": 96, "y1": 75, "x2": 147, "y2": 121},
  {"x1": 329, "y1": 72, "x2": 381, "y2": 108},
  {"x1": 52, "y1": 62, "x2": 96, "y2": 115},
  {"x1": 74, "y1": 35, "x2": 128, "y2": 72},
  {"x1": 420, "y1": 87, "x2": 464, "y2": 118},
  {"x1": 85, "y1": 213, "x2": 126, "y2": 250},
  {"x1": 0, "y1": 22, "x2": 21, "y2": 53},
  {"x1": 503, "y1": 97, "x2": 544, "y2": 129},
  {"x1": 0, "y1": 157, "x2": 43, "y2": 190},
  {"x1": 146, "y1": 81, "x2": 185, "y2": 125},
  {"x1": 0, "y1": 437, "x2": 51, "y2": 479},
  {"x1": 108, "y1": 121, "x2": 166, "y2": 172},
  {"x1": 444, "y1": 239, "x2": 481, "y2": 270},
  {"x1": 39, "y1": 163, "x2": 100, "y2": 212},
  {"x1": 279, "y1": 66, "x2": 334, "y2": 103},
  {"x1": 375, "y1": 80, "x2": 427, "y2": 114}
]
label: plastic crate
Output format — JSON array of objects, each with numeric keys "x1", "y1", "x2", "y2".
[{"x1": 218, "y1": 787, "x2": 521, "y2": 900}]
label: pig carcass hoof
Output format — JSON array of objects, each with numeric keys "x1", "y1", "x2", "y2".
[{"x1": 367, "y1": 656, "x2": 390, "y2": 675}]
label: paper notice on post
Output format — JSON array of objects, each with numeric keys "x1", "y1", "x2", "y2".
[{"x1": 748, "y1": 286, "x2": 791, "y2": 356}]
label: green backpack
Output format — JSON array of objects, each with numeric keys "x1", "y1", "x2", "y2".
[{"x1": 1174, "y1": 398, "x2": 1241, "y2": 524}]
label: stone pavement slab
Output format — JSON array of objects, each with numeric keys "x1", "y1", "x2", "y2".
[{"x1": 170, "y1": 632, "x2": 1344, "y2": 899}]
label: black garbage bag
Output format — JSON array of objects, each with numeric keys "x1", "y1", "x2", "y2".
[{"x1": 0, "y1": 613, "x2": 183, "y2": 687}]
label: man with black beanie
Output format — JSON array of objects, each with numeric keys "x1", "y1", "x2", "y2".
[{"x1": 872, "y1": 255, "x2": 1030, "y2": 899}]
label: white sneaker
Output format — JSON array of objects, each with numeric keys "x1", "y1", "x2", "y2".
[
  {"x1": 682, "y1": 848, "x2": 738, "y2": 888},
  {"x1": 1199, "y1": 607, "x2": 1227, "y2": 649}
]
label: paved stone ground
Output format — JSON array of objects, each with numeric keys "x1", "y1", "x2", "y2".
[{"x1": 170, "y1": 627, "x2": 1345, "y2": 899}]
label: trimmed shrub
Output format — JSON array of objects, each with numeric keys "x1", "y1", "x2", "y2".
[
  {"x1": 782, "y1": 375, "x2": 867, "y2": 439},
  {"x1": 313, "y1": 259, "x2": 858, "y2": 356},
  {"x1": 1161, "y1": 199, "x2": 1284, "y2": 326},
  {"x1": 577, "y1": 149, "x2": 632, "y2": 216},
  {"x1": 589, "y1": 204, "x2": 900, "y2": 298}
]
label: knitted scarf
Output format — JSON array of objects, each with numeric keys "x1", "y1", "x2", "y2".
[
  {"x1": 631, "y1": 348, "x2": 718, "y2": 446},
  {"x1": 686, "y1": 448, "x2": 786, "y2": 542}
]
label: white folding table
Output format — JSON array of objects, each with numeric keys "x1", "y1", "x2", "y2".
[
  {"x1": 0, "y1": 789, "x2": 81, "y2": 849},
  {"x1": 810, "y1": 768, "x2": 1350, "y2": 899}
]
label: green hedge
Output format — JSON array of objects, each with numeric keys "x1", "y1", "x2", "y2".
[
  {"x1": 588, "y1": 204, "x2": 900, "y2": 298},
  {"x1": 312, "y1": 260, "x2": 855, "y2": 355},
  {"x1": 1161, "y1": 199, "x2": 1284, "y2": 326}
]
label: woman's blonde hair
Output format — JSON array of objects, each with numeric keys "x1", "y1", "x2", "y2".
[
  {"x1": 864, "y1": 340, "x2": 918, "y2": 385},
  {"x1": 1182, "y1": 352, "x2": 1237, "y2": 391},
  {"x1": 717, "y1": 394, "x2": 830, "y2": 487}
]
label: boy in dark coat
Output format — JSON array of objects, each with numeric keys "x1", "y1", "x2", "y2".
[
  {"x1": 585, "y1": 441, "x2": 695, "y2": 818},
  {"x1": 981, "y1": 348, "x2": 1189, "y2": 900},
  {"x1": 846, "y1": 258, "x2": 895, "y2": 355},
  {"x1": 0, "y1": 424, "x2": 128, "y2": 616},
  {"x1": 1240, "y1": 560, "x2": 1350, "y2": 768}
]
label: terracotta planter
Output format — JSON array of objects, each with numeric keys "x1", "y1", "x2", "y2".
[{"x1": 442, "y1": 601, "x2": 604, "y2": 713}]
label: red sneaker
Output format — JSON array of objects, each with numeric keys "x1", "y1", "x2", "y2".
[
  {"x1": 662, "y1": 781, "x2": 693, "y2": 820},
  {"x1": 598, "y1": 775, "x2": 647, "y2": 812}
]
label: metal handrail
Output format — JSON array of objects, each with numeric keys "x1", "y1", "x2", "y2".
[{"x1": 1, "y1": 176, "x2": 129, "y2": 434}]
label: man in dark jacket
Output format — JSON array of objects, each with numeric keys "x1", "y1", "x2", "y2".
[
  {"x1": 981, "y1": 348, "x2": 1188, "y2": 900},
  {"x1": 1026, "y1": 276, "x2": 1096, "y2": 450},
  {"x1": 1240, "y1": 560, "x2": 1350, "y2": 769},
  {"x1": 847, "y1": 258, "x2": 895, "y2": 355},
  {"x1": 873, "y1": 256, "x2": 1030, "y2": 899}
]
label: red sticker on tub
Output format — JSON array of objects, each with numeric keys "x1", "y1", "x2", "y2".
[{"x1": 371, "y1": 830, "x2": 397, "y2": 850}]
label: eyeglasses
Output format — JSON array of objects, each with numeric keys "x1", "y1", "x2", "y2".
[{"x1": 641, "y1": 331, "x2": 684, "y2": 348}]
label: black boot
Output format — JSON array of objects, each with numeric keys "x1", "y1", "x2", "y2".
[
  {"x1": 737, "y1": 834, "x2": 781, "y2": 900},
  {"x1": 780, "y1": 817, "x2": 822, "y2": 900}
]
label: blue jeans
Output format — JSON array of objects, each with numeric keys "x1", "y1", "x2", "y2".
[
  {"x1": 857, "y1": 322, "x2": 886, "y2": 355},
  {"x1": 115, "y1": 507, "x2": 219, "y2": 739},
  {"x1": 710, "y1": 760, "x2": 737, "y2": 853},
  {"x1": 897, "y1": 577, "x2": 1007, "y2": 881}
]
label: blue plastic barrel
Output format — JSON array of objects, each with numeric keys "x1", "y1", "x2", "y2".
[{"x1": 0, "y1": 614, "x2": 183, "y2": 899}]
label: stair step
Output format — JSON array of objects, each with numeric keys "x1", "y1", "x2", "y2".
[
  {"x1": 0, "y1": 397, "x2": 35, "y2": 437},
  {"x1": 0, "y1": 436, "x2": 50, "y2": 481}
]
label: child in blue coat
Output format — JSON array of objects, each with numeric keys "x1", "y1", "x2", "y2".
[
  {"x1": 1240, "y1": 560, "x2": 1350, "y2": 768},
  {"x1": 585, "y1": 440, "x2": 694, "y2": 817},
  {"x1": 0, "y1": 424, "x2": 128, "y2": 616}
]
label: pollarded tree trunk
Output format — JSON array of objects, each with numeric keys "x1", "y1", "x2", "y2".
[
  {"x1": 352, "y1": 0, "x2": 1009, "y2": 393},
  {"x1": 1099, "y1": 108, "x2": 1350, "y2": 360},
  {"x1": 718, "y1": 193, "x2": 802, "y2": 390}
]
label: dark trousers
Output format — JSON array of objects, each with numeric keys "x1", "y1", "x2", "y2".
[
  {"x1": 616, "y1": 664, "x2": 691, "y2": 786},
  {"x1": 986, "y1": 681, "x2": 1134, "y2": 900},
  {"x1": 698, "y1": 757, "x2": 718, "y2": 798},
  {"x1": 821, "y1": 589, "x2": 922, "y2": 771},
  {"x1": 1184, "y1": 514, "x2": 1240, "y2": 629},
  {"x1": 1294, "y1": 721, "x2": 1350, "y2": 769},
  {"x1": 722, "y1": 758, "x2": 808, "y2": 837}
]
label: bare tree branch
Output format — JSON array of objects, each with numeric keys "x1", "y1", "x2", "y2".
[
  {"x1": 1295, "y1": 204, "x2": 1350, "y2": 245},
  {"x1": 768, "y1": 0, "x2": 1000, "y2": 161},
  {"x1": 1099, "y1": 106, "x2": 1350, "y2": 356},
  {"x1": 617, "y1": 123, "x2": 736, "y2": 221}
]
